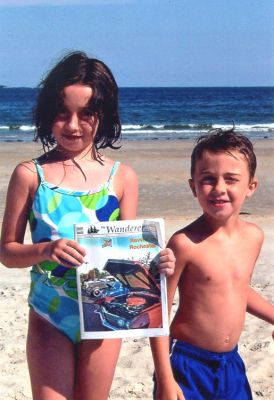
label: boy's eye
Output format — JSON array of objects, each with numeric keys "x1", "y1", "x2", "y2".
[
  {"x1": 201, "y1": 176, "x2": 215, "y2": 184},
  {"x1": 225, "y1": 177, "x2": 238, "y2": 183}
]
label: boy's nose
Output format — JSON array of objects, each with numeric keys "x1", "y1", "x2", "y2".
[{"x1": 214, "y1": 179, "x2": 226, "y2": 193}]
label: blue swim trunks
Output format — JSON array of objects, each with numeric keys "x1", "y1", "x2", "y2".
[{"x1": 154, "y1": 339, "x2": 253, "y2": 400}]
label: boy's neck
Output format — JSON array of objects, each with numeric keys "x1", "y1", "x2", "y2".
[{"x1": 199, "y1": 213, "x2": 243, "y2": 236}]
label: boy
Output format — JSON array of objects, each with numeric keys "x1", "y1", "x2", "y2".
[{"x1": 150, "y1": 129, "x2": 274, "y2": 400}]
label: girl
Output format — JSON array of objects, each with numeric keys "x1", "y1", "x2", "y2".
[{"x1": 0, "y1": 51, "x2": 175, "y2": 400}]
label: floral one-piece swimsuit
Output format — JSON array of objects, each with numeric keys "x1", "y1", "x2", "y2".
[{"x1": 28, "y1": 159, "x2": 120, "y2": 343}]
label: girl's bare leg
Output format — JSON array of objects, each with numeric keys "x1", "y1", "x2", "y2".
[
  {"x1": 74, "y1": 338, "x2": 122, "y2": 400},
  {"x1": 27, "y1": 310, "x2": 75, "y2": 400}
]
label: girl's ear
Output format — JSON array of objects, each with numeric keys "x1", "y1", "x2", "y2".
[
  {"x1": 189, "y1": 178, "x2": 197, "y2": 197},
  {"x1": 246, "y1": 177, "x2": 258, "y2": 198},
  {"x1": 92, "y1": 114, "x2": 99, "y2": 136}
]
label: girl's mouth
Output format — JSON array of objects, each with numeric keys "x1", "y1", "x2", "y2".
[{"x1": 62, "y1": 134, "x2": 82, "y2": 140}]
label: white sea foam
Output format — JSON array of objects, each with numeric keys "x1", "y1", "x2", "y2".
[{"x1": 20, "y1": 125, "x2": 35, "y2": 131}]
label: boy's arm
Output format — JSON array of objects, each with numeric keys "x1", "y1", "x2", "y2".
[
  {"x1": 150, "y1": 234, "x2": 186, "y2": 400},
  {"x1": 150, "y1": 336, "x2": 184, "y2": 400},
  {"x1": 246, "y1": 226, "x2": 274, "y2": 324},
  {"x1": 247, "y1": 287, "x2": 274, "y2": 325}
]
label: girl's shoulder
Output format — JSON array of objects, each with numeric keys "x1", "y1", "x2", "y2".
[
  {"x1": 104, "y1": 158, "x2": 138, "y2": 204},
  {"x1": 14, "y1": 159, "x2": 37, "y2": 176},
  {"x1": 114, "y1": 160, "x2": 138, "y2": 181},
  {"x1": 114, "y1": 161, "x2": 138, "y2": 192},
  {"x1": 9, "y1": 160, "x2": 39, "y2": 196},
  {"x1": 102, "y1": 156, "x2": 138, "y2": 184}
]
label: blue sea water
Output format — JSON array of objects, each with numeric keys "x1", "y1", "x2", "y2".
[{"x1": 0, "y1": 86, "x2": 273, "y2": 142}]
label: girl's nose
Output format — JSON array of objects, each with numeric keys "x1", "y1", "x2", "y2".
[{"x1": 66, "y1": 113, "x2": 79, "y2": 131}]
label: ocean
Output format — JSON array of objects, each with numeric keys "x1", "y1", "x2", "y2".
[{"x1": 0, "y1": 86, "x2": 273, "y2": 142}]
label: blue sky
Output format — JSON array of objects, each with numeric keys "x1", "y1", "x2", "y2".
[{"x1": 0, "y1": 0, "x2": 274, "y2": 87}]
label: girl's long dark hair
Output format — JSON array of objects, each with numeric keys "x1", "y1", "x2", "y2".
[{"x1": 34, "y1": 51, "x2": 121, "y2": 151}]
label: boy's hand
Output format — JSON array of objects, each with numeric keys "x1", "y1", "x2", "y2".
[
  {"x1": 155, "y1": 380, "x2": 185, "y2": 400},
  {"x1": 44, "y1": 238, "x2": 86, "y2": 268},
  {"x1": 157, "y1": 247, "x2": 176, "y2": 277}
]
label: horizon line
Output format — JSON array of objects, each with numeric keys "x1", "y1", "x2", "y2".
[{"x1": 1, "y1": 85, "x2": 274, "y2": 90}]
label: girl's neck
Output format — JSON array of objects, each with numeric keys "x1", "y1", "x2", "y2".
[{"x1": 47, "y1": 145, "x2": 104, "y2": 165}]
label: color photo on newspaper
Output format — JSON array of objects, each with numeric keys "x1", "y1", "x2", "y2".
[{"x1": 74, "y1": 219, "x2": 169, "y2": 339}]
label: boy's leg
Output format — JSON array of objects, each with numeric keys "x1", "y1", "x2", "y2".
[
  {"x1": 27, "y1": 310, "x2": 75, "y2": 400},
  {"x1": 74, "y1": 338, "x2": 122, "y2": 400},
  {"x1": 226, "y1": 351, "x2": 253, "y2": 400}
]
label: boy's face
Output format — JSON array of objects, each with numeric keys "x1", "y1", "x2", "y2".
[{"x1": 189, "y1": 150, "x2": 258, "y2": 221}]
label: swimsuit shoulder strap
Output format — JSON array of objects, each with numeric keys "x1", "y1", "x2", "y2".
[
  {"x1": 33, "y1": 159, "x2": 45, "y2": 183},
  {"x1": 107, "y1": 161, "x2": 120, "y2": 189}
]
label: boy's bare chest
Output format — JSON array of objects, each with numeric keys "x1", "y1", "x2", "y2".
[{"x1": 186, "y1": 239, "x2": 256, "y2": 285}]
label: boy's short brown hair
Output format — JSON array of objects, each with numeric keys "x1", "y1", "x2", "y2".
[{"x1": 191, "y1": 128, "x2": 257, "y2": 180}]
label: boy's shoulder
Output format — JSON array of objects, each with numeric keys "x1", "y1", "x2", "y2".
[
  {"x1": 239, "y1": 219, "x2": 264, "y2": 245},
  {"x1": 167, "y1": 217, "x2": 204, "y2": 254},
  {"x1": 168, "y1": 217, "x2": 264, "y2": 254}
]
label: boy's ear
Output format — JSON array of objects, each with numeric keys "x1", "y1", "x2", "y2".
[
  {"x1": 246, "y1": 178, "x2": 258, "y2": 198},
  {"x1": 189, "y1": 178, "x2": 197, "y2": 197}
]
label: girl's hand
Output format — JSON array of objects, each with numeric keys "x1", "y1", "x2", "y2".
[
  {"x1": 157, "y1": 247, "x2": 176, "y2": 277},
  {"x1": 43, "y1": 239, "x2": 86, "y2": 268}
]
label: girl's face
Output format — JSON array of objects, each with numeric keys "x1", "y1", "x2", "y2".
[
  {"x1": 52, "y1": 84, "x2": 98, "y2": 156},
  {"x1": 189, "y1": 150, "x2": 257, "y2": 222}
]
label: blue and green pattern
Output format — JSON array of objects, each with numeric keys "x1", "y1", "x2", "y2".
[{"x1": 28, "y1": 159, "x2": 120, "y2": 343}]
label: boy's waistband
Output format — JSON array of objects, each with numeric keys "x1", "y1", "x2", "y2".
[{"x1": 171, "y1": 338, "x2": 238, "y2": 363}]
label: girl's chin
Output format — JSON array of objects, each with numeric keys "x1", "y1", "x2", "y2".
[{"x1": 56, "y1": 143, "x2": 93, "y2": 156}]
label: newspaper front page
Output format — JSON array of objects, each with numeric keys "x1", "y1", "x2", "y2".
[{"x1": 74, "y1": 219, "x2": 169, "y2": 339}]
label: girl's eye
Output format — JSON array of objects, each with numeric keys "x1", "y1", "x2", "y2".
[
  {"x1": 56, "y1": 110, "x2": 69, "y2": 119},
  {"x1": 79, "y1": 109, "x2": 93, "y2": 119}
]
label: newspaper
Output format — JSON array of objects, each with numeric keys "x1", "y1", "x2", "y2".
[{"x1": 74, "y1": 218, "x2": 169, "y2": 339}]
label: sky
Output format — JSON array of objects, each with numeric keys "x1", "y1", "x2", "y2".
[{"x1": 0, "y1": 0, "x2": 274, "y2": 87}]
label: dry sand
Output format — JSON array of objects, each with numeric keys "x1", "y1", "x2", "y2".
[{"x1": 0, "y1": 140, "x2": 273, "y2": 399}]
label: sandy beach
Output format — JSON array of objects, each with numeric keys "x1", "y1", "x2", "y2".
[{"x1": 0, "y1": 140, "x2": 273, "y2": 399}]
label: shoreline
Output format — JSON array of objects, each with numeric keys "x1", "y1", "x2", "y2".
[{"x1": 0, "y1": 140, "x2": 273, "y2": 399}]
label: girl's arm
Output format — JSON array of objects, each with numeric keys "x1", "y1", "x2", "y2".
[
  {"x1": 116, "y1": 163, "x2": 138, "y2": 220},
  {"x1": 247, "y1": 287, "x2": 274, "y2": 325},
  {"x1": 0, "y1": 163, "x2": 85, "y2": 268}
]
